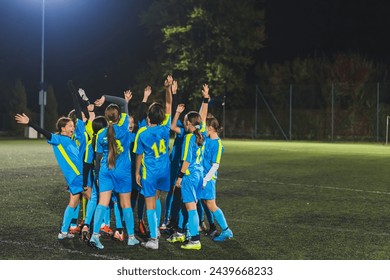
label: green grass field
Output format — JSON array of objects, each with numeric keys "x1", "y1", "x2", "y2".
[{"x1": 1, "y1": 139, "x2": 390, "y2": 260}]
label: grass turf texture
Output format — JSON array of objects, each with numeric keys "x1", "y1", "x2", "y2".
[{"x1": 1, "y1": 139, "x2": 390, "y2": 260}]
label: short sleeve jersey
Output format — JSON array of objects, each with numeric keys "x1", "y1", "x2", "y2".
[
  {"x1": 181, "y1": 122, "x2": 207, "y2": 175},
  {"x1": 133, "y1": 114, "x2": 171, "y2": 179},
  {"x1": 96, "y1": 113, "x2": 131, "y2": 170},
  {"x1": 48, "y1": 134, "x2": 82, "y2": 186},
  {"x1": 203, "y1": 137, "x2": 224, "y2": 180}
]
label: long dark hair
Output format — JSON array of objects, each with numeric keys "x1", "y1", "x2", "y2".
[
  {"x1": 105, "y1": 104, "x2": 120, "y2": 169},
  {"x1": 91, "y1": 116, "x2": 108, "y2": 151},
  {"x1": 186, "y1": 111, "x2": 204, "y2": 146},
  {"x1": 206, "y1": 114, "x2": 223, "y2": 134}
]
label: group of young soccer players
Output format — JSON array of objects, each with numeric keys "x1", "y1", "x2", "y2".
[{"x1": 15, "y1": 75, "x2": 233, "y2": 251}]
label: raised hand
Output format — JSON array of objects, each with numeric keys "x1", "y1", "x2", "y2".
[
  {"x1": 202, "y1": 84, "x2": 210, "y2": 99},
  {"x1": 172, "y1": 80, "x2": 178, "y2": 94},
  {"x1": 164, "y1": 75, "x2": 173, "y2": 88},
  {"x1": 15, "y1": 113, "x2": 30, "y2": 125},
  {"x1": 124, "y1": 89, "x2": 133, "y2": 103},
  {"x1": 176, "y1": 104, "x2": 185, "y2": 114}
]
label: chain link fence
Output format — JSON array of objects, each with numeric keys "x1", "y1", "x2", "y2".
[{"x1": 211, "y1": 82, "x2": 390, "y2": 142}]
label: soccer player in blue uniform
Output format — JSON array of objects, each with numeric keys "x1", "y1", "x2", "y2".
[
  {"x1": 134, "y1": 78, "x2": 173, "y2": 250},
  {"x1": 200, "y1": 115, "x2": 233, "y2": 241},
  {"x1": 80, "y1": 115, "x2": 108, "y2": 241},
  {"x1": 15, "y1": 112, "x2": 88, "y2": 240},
  {"x1": 172, "y1": 84, "x2": 210, "y2": 250},
  {"x1": 89, "y1": 97, "x2": 139, "y2": 249}
]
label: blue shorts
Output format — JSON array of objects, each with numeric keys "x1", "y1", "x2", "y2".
[
  {"x1": 199, "y1": 179, "x2": 217, "y2": 200},
  {"x1": 99, "y1": 166, "x2": 132, "y2": 194},
  {"x1": 68, "y1": 175, "x2": 84, "y2": 195},
  {"x1": 140, "y1": 168, "x2": 170, "y2": 198},
  {"x1": 181, "y1": 171, "x2": 202, "y2": 204}
]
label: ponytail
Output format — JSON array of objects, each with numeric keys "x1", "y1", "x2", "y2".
[
  {"x1": 107, "y1": 122, "x2": 117, "y2": 169},
  {"x1": 104, "y1": 104, "x2": 120, "y2": 169},
  {"x1": 193, "y1": 128, "x2": 204, "y2": 146}
]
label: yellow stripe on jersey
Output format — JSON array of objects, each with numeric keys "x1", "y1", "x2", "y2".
[
  {"x1": 117, "y1": 113, "x2": 127, "y2": 127},
  {"x1": 84, "y1": 139, "x2": 91, "y2": 162},
  {"x1": 58, "y1": 144, "x2": 81, "y2": 175},
  {"x1": 142, "y1": 156, "x2": 146, "y2": 179},
  {"x1": 85, "y1": 120, "x2": 93, "y2": 138},
  {"x1": 161, "y1": 113, "x2": 170, "y2": 126},
  {"x1": 200, "y1": 121, "x2": 206, "y2": 133},
  {"x1": 133, "y1": 126, "x2": 147, "y2": 153},
  {"x1": 182, "y1": 134, "x2": 193, "y2": 162},
  {"x1": 215, "y1": 139, "x2": 223, "y2": 164}
]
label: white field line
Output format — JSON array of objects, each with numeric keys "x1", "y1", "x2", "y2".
[
  {"x1": 0, "y1": 239, "x2": 125, "y2": 260},
  {"x1": 219, "y1": 178, "x2": 390, "y2": 195},
  {"x1": 229, "y1": 218, "x2": 390, "y2": 237}
]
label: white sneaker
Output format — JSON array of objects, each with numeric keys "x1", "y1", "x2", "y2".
[
  {"x1": 58, "y1": 232, "x2": 74, "y2": 240},
  {"x1": 141, "y1": 239, "x2": 159, "y2": 250}
]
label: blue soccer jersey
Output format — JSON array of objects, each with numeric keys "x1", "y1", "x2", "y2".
[
  {"x1": 48, "y1": 133, "x2": 83, "y2": 194},
  {"x1": 202, "y1": 137, "x2": 224, "y2": 180},
  {"x1": 133, "y1": 114, "x2": 171, "y2": 197},
  {"x1": 96, "y1": 113, "x2": 132, "y2": 193},
  {"x1": 181, "y1": 122, "x2": 206, "y2": 175}
]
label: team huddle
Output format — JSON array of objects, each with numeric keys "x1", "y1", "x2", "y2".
[{"x1": 15, "y1": 75, "x2": 233, "y2": 251}]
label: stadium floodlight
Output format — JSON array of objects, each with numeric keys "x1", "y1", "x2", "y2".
[{"x1": 38, "y1": 0, "x2": 46, "y2": 133}]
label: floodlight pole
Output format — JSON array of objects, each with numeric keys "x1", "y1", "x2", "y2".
[{"x1": 39, "y1": 0, "x2": 46, "y2": 131}]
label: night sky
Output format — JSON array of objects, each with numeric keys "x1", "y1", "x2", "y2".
[{"x1": 1, "y1": 0, "x2": 390, "y2": 115}]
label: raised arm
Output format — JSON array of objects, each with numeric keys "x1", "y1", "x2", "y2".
[
  {"x1": 137, "y1": 86, "x2": 152, "y2": 124},
  {"x1": 94, "y1": 95, "x2": 128, "y2": 115},
  {"x1": 199, "y1": 84, "x2": 210, "y2": 122},
  {"x1": 15, "y1": 113, "x2": 52, "y2": 140},
  {"x1": 164, "y1": 75, "x2": 173, "y2": 115},
  {"x1": 171, "y1": 104, "x2": 185, "y2": 134}
]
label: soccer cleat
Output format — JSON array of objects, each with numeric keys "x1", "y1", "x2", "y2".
[
  {"x1": 81, "y1": 225, "x2": 90, "y2": 241},
  {"x1": 181, "y1": 240, "x2": 201, "y2": 250},
  {"x1": 138, "y1": 220, "x2": 147, "y2": 236},
  {"x1": 100, "y1": 225, "x2": 113, "y2": 237},
  {"x1": 141, "y1": 239, "x2": 158, "y2": 250},
  {"x1": 89, "y1": 234, "x2": 104, "y2": 249},
  {"x1": 69, "y1": 225, "x2": 81, "y2": 235},
  {"x1": 58, "y1": 232, "x2": 75, "y2": 240},
  {"x1": 205, "y1": 228, "x2": 218, "y2": 238},
  {"x1": 159, "y1": 223, "x2": 167, "y2": 230},
  {"x1": 166, "y1": 232, "x2": 186, "y2": 243},
  {"x1": 127, "y1": 235, "x2": 140, "y2": 246},
  {"x1": 213, "y1": 228, "x2": 233, "y2": 242},
  {"x1": 113, "y1": 230, "x2": 124, "y2": 242}
]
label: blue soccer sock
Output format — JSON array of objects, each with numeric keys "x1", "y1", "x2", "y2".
[
  {"x1": 103, "y1": 205, "x2": 111, "y2": 227},
  {"x1": 188, "y1": 209, "x2": 199, "y2": 237},
  {"x1": 163, "y1": 188, "x2": 174, "y2": 224},
  {"x1": 156, "y1": 198, "x2": 162, "y2": 227},
  {"x1": 84, "y1": 198, "x2": 97, "y2": 226},
  {"x1": 213, "y1": 208, "x2": 228, "y2": 230},
  {"x1": 92, "y1": 204, "x2": 108, "y2": 234},
  {"x1": 70, "y1": 203, "x2": 81, "y2": 227},
  {"x1": 146, "y1": 209, "x2": 157, "y2": 239},
  {"x1": 122, "y1": 207, "x2": 135, "y2": 235},
  {"x1": 61, "y1": 206, "x2": 75, "y2": 233},
  {"x1": 113, "y1": 202, "x2": 123, "y2": 229}
]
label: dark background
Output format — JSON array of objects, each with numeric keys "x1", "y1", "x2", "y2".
[{"x1": 1, "y1": 0, "x2": 390, "y2": 115}]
